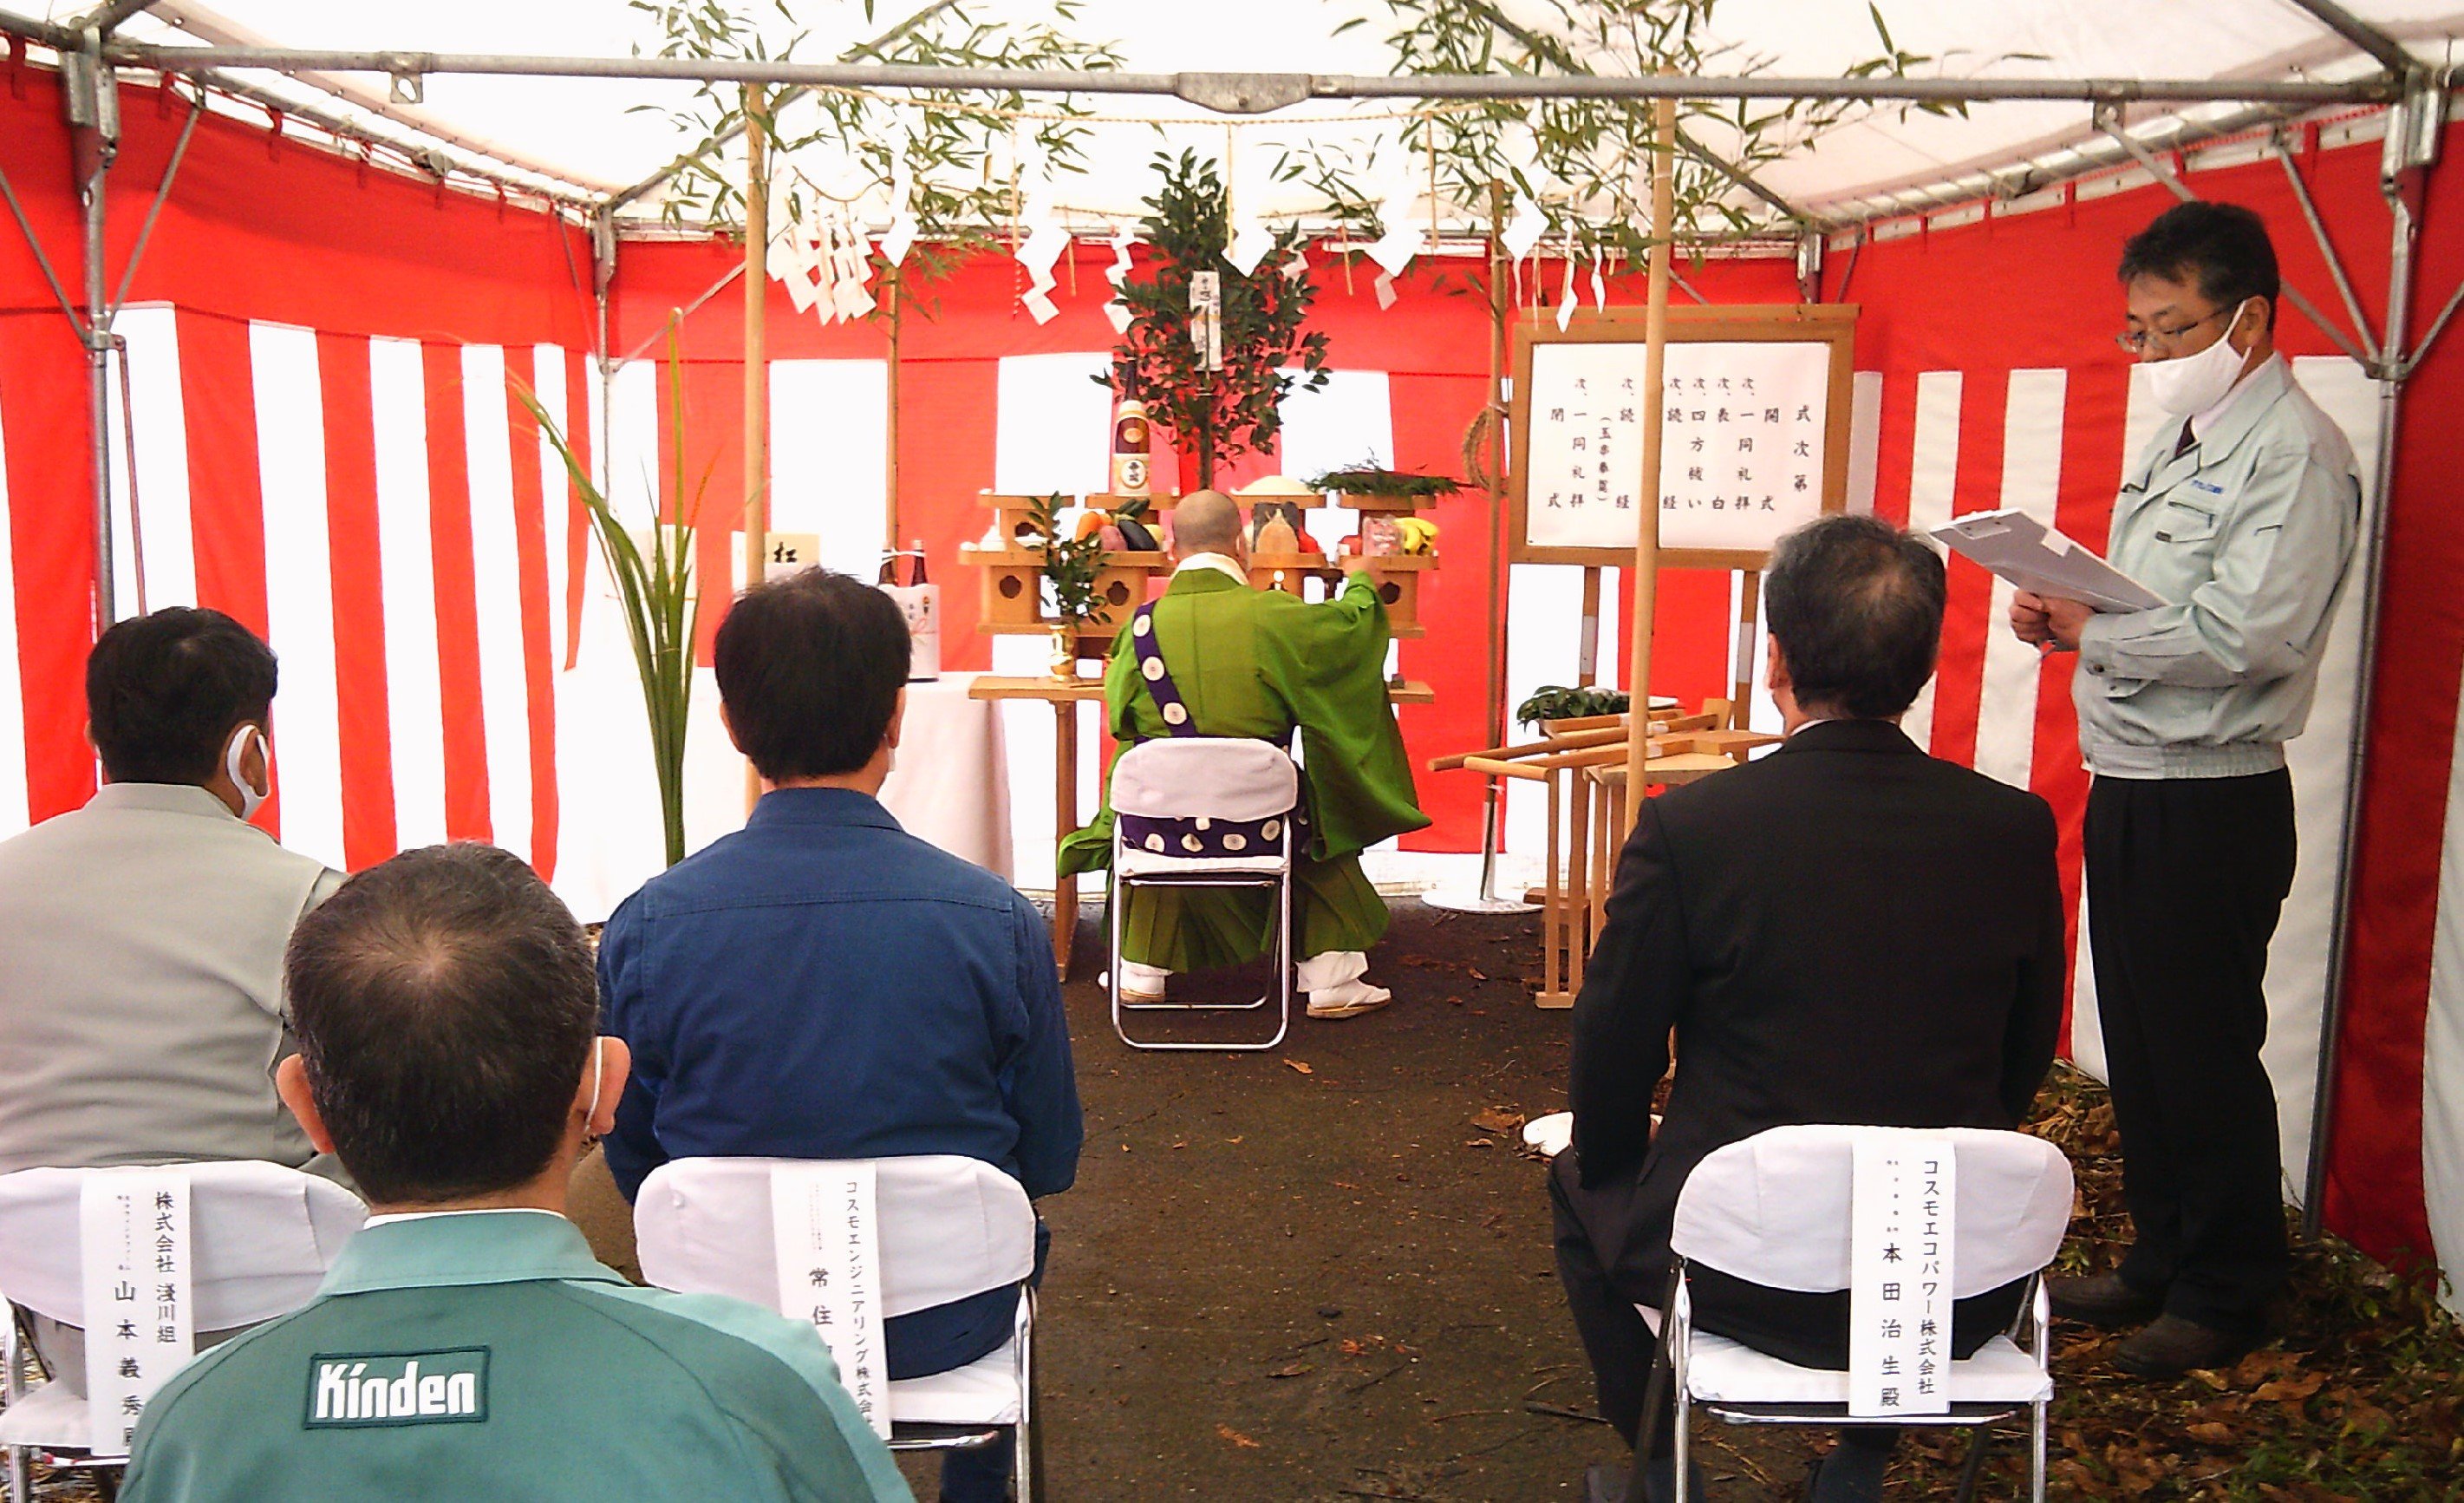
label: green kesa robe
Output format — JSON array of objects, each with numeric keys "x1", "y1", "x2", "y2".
[{"x1": 1056, "y1": 567, "x2": 1430, "y2": 972}]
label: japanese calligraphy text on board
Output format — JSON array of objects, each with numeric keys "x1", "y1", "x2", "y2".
[{"x1": 1509, "y1": 305, "x2": 1857, "y2": 570}]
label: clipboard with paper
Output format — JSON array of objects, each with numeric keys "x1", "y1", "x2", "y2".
[{"x1": 1929, "y1": 509, "x2": 2166, "y2": 613}]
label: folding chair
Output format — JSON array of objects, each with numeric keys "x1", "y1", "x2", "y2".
[
  {"x1": 633, "y1": 1154, "x2": 1042, "y2": 1503},
  {"x1": 1640, "y1": 1126, "x2": 2073, "y2": 1503},
  {"x1": 1105, "y1": 736, "x2": 1300, "y2": 1052},
  {"x1": 0, "y1": 1162, "x2": 366, "y2": 1500}
]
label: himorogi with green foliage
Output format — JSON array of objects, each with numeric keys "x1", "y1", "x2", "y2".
[{"x1": 1059, "y1": 569, "x2": 1427, "y2": 971}]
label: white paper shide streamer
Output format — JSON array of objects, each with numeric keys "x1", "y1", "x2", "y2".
[
  {"x1": 1014, "y1": 133, "x2": 1066, "y2": 325},
  {"x1": 1103, "y1": 222, "x2": 1139, "y2": 333}
]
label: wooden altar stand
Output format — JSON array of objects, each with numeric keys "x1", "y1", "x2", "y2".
[{"x1": 1432, "y1": 702, "x2": 1778, "y2": 1009}]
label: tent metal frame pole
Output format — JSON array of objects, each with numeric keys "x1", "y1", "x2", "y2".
[
  {"x1": 592, "y1": 208, "x2": 615, "y2": 500},
  {"x1": 2274, "y1": 127, "x2": 2383, "y2": 365},
  {"x1": 107, "y1": 78, "x2": 199, "y2": 316},
  {"x1": 72, "y1": 29, "x2": 119, "y2": 630},
  {"x1": 2304, "y1": 74, "x2": 2439, "y2": 1235},
  {"x1": 75, "y1": 0, "x2": 160, "y2": 36},
  {"x1": 81, "y1": 42, "x2": 2413, "y2": 111},
  {"x1": 2279, "y1": 0, "x2": 2418, "y2": 76}
]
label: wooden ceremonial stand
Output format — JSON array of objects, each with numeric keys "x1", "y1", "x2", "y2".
[{"x1": 1432, "y1": 702, "x2": 1777, "y2": 1007}]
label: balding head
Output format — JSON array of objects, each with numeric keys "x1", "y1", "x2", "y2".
[{"x1": 1170, "y1": 489, "x2": 1244, "y2": 561}]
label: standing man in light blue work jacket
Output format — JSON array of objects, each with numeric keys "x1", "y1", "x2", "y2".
[{"x1": 2013, "y1": 200, "x2": 2359, "y2": 1380}]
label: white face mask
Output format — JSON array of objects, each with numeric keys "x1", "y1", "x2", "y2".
[
  {"x1": 2143, "y1": 298, "x2": 2256, "y2": 418},
  {"x1": 223, "y1": 725, "x2": 271, "y2": 820}
]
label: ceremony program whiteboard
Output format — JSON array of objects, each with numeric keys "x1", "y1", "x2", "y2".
[{"x1": 1510, "y1": 305, "x2": 1856, "y2": 568}]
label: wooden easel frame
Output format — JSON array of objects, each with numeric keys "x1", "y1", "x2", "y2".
[{"x1": 1508, "y1": 304, "x2": 1859, "y2": 571}]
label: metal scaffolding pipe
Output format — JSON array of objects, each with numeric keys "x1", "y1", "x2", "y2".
[
  {"x1": 93, "y1": 45, "x2": 2405, "y2": 110},
  {"x1": 2277, "y1": 132, "x2": 2383, "y2": 364},
  {"x1": 2304, "y1": 162, "x2": 2424, "y2": 1234},
  {"x1": 2281, "y1": 0, "x2": 2419, "y2": 76},
  {"x1": 77, "y1": 0, "x2": 161, "y2": 35}
]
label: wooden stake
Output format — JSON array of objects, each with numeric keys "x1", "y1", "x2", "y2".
[
  {"x1": 742, "y1": 84, "x2": 771, "y2": 814},
  {"x1": 1622, "y1": 98, "x2": 1675, "y2": 836}
]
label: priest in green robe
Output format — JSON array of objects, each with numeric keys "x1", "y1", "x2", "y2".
[{"x1": 1057, "y1": 490, "x2": 1429, "y2": 1019}]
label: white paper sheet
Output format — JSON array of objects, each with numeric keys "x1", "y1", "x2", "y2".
[{"x1": 1930, "y1": 508, "x2": 2164, "y2": 612}]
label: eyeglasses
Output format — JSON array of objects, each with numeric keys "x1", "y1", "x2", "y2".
[{"x1": 2115, "y1": 305, "x2": 2233, "y2": 356}]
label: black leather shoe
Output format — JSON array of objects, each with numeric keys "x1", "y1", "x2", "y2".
[
  {"x1": 2047, "y1": 1271, "x2": 2163, "y2": 1330},
  {"x1": 1586, "y1": 1458, "x2": 1708, "y2": 1503},
  {"x1": 2112, "y1": 1313, "x2": 2259, "y2": 1378}
]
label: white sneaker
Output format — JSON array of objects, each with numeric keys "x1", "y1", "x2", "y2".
[{"x1": 1306, "y1": 978, "x2": 1392, "y2": 1019}]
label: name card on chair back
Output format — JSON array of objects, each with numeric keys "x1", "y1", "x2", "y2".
[
  {"x1": 769, "y1": 1163, "x2": 891, "y2": 1438},
  {"x1": 1848, "y1": 1131, "x2": 1956, "y2": 1418},
  {"x1": 79, "y1": 1168, "x2": 194, "y2": 1456}
]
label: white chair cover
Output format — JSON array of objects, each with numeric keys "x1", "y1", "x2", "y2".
[
  {"x1": 633, "y1": 1154, "x2": 1035, "y2": 1320},
  {"x1": 1669, "y1": 1125, "x2": 2072, "y2": 1297},
  {"x1": 0, "y1": 1162, "x2": 366, "y2": 1330},
  {"x1": 1110, "y1": 739, "x2": 1298, "y2": 822}
]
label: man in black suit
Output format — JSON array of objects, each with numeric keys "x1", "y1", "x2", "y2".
[{"x1": 1552, "y1": 515, "x2": 2067, "y2": 1503}]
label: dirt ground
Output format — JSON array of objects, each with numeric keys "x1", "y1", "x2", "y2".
[{"x1": 994, "y1": 899, "x2": 1821, "y2": 1503}]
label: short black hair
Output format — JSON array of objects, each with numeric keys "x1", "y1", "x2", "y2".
[
  {"x1": 714, "y1": 568, "x2": 908, "y2": 781},
  {"x1": 86, "y1": 607, "x2": 277, "y2": 785},
  {"x1": 2119, "y1": 201, "x2": 2279, "y2": 327},
  {"x1": 1763, "y1": 515, "x2": 1947, "y2": 721},
  {"x1": 284, "y1": 844, "x2": 596, "y2": 1205}
]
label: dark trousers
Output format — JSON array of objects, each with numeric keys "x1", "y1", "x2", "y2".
[
  {"x1": 897, "y1": 1222, "x2": 1051, "y2": 1503},
  {"x1": 2084, "y1": 770, "x2": 2297, "y2": 1334}
]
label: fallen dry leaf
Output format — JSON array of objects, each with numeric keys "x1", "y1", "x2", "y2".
[
  {"x1": 1469, "y1": 1106, "x2": 1525, "y2": 1135},
  {"x1": 1266, "y1": 1363, "x2": 1313, "y2": 1380},
  {"x1": 1216, "y1": 1423, "x2": 1260, "y2": 1448},
  {"x1": 2185, "y1": 1421, "x2": 2236, "y2": 1445},
  {"x1": 1284, "y1": 1059, "x2": 1313, "y2": 1075},
  {"x1": 1467, "y1": 966, "x2": 1489, "y2": 982},
  {"x1": 2254, "y1": 1370, "x2": 2326, "y2": 1403}
]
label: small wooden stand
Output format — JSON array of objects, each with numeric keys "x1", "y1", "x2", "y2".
[{"x1": 1431, "y1": 702, "x2": 1778, "y2": 1009}]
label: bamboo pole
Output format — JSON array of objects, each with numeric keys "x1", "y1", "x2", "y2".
[
  {"x1": 883, "y1": 262, "x2": 903, "y2": 555},
  {"x1": 1622, "y1": 98, "x2": 1676, "y2": 836},
  {"x1": 742, "y1": 84, "x2": 770, "y2": 813}
]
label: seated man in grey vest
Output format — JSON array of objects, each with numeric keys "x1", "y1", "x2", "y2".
[
  {"x1": 121, "y1": 844, "x2": 909, "y2": 1503},
  {"x1": 0, "y1": 608, "x2": 342, "y2": 1389}
]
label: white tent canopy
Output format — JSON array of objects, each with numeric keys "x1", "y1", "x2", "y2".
[{"x1": 55, "y1": 0, "x2": 2464, "y2": 231}]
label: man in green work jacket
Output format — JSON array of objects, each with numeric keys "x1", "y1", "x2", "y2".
[
  {"x1": 1059, "y1": 488, "x2": 1429, "y2": 1020},
  {"x1": 119, "y1": 843, "x2": 911, "y2": 1503}
]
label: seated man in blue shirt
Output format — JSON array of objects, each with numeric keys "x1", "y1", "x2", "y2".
[{"x1": 601, "y1": 566, "x2": 1083, "y2": 1503}]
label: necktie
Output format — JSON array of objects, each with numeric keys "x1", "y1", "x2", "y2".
[{"x1": 2173, "y1": 419, "x2": 2197, "y2": 460}]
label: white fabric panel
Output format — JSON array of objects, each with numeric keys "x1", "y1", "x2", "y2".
[
  {"x1": 248, "y1": 323, "x2": 345, "y2": 869},
  {"x1": 877, "y1": 675, "x2": 1014, "y2": 879},
  {"x1": 1845, "y1": 370, "x2": 1883, "y2": 516},
  {"x1": 1974, "y1": 369, "x2": 2066, "y2": 791},
  {"x1": 2261, "y1": 356, "x2": 2381, "y2": 1201},
  {"x1": 460, "y1": 343, "x2": 533, "y2": 861},
  {"x1": 1731, "y1": 571, "x2": 1779, "y2": 735},
  {"x1": 603, "y1": 359, "x2": 658, "y2": 526},
  {"x1": 368, "y1": 337, "x2": 449, "y2": 849},
  {"x1": 548, "y1": 501, "x2": 665, "y2": 923},
  {"x1": 1503, "y1": 562, "x2": 1624, "y2": 859},
  {"x1": 769, "y1": 358, "x2": 890, "y2": 578},
  {"x1": 114, "y1": 305, "x2": 197, "y2": 614},
  {"x1": 530, "y1": 345, "x2": 570, "y2": 671},
  {"x1": 0, "y1": 384, "x2": 26, "y2": 834},
  {"x1": 2423, "y1": 632, "x2": 2464, "y2": 1320},
  {"x1": 1275, "y1": 366, "x2": 1392, "y2": 481},
  {"x1": 1277, "y1": 367, "x2": 1392, "y2": 560},
  {"x1": 1896, "y1": 371, "x2": 1962, "y2": 752},
  {"x1": 994, "y1": 352, "x2": 1111, "y2": 497}
]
